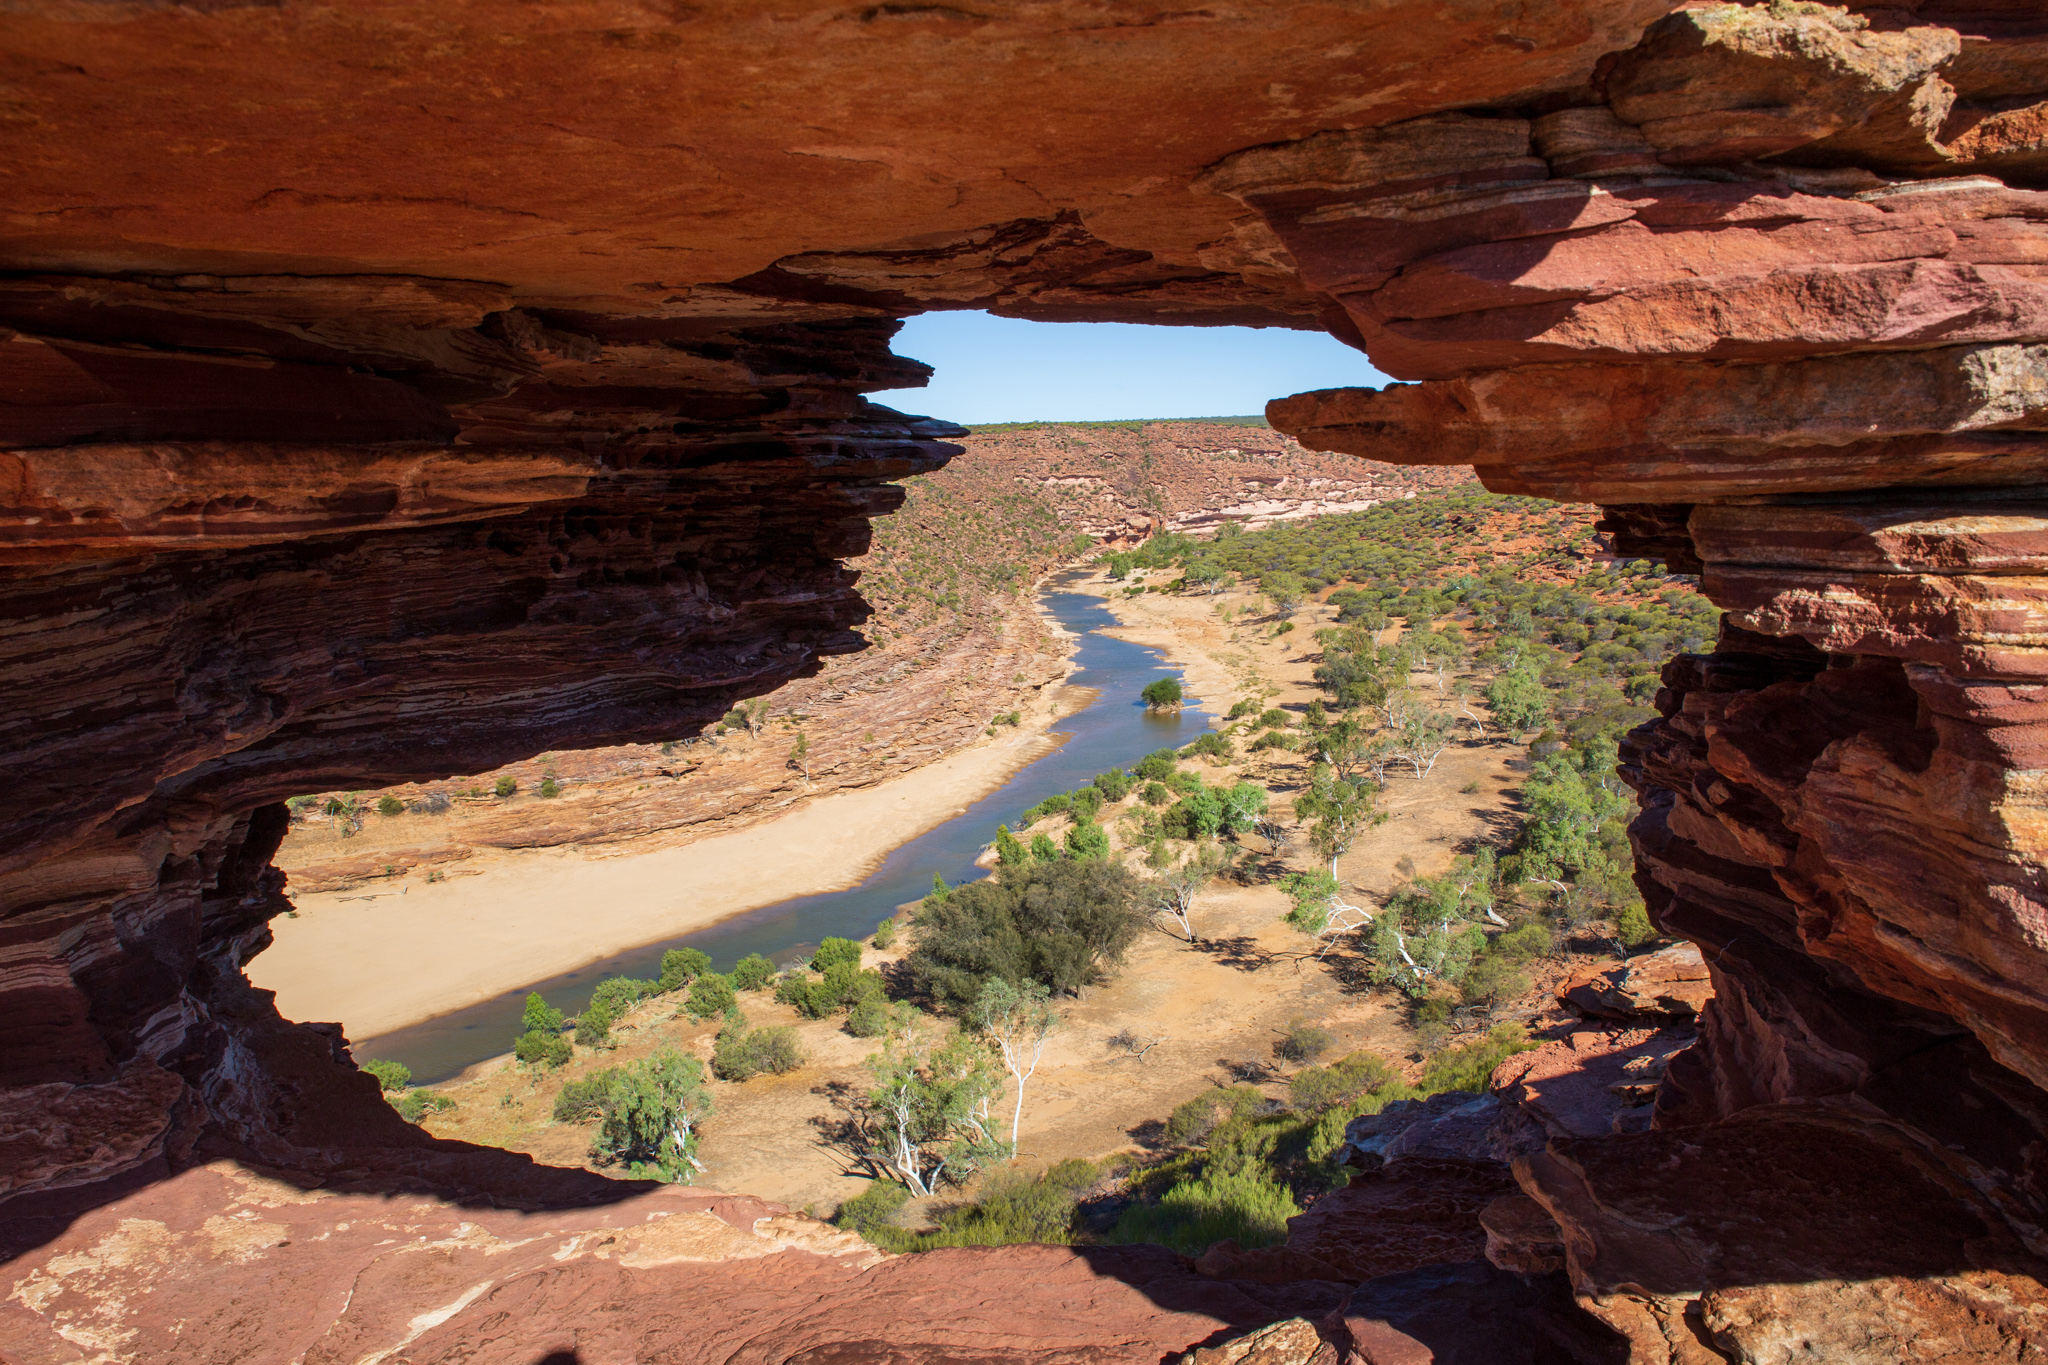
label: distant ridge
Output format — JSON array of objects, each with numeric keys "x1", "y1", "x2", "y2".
[{"x1": 965, "y1": 414, "x2": 1271, "y2": 433}]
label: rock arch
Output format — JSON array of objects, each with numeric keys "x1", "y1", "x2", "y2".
[{"x1": 5, "y1": 1, "x2": 2048, "y2": 1358}]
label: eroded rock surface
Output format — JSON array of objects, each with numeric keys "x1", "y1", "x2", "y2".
[
  {"x1": 1556, "y1": 947, "x2": 1712, "y2": 1023},
  {"x1": 7, "y1": 0, "x2": 2048, "y2": 1360},
  {"x1": 1223, "y1": 2, "x2": 2048, "y2": 1357},
  {"x1": 1, "y1": 1161, "x2": 1359, "y2": 1365}
]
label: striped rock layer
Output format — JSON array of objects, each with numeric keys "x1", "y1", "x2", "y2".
[{"x1": 6, "y1": 2, "x2": 2048, "y2": 1361}]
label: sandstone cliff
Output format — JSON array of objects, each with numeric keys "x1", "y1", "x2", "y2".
[{"x1": 6, "y1": 1, "x2": 2048, "y2": 1360}]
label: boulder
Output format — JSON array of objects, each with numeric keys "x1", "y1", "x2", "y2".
[
  {"x1": 1556, "y1": 946, "x2": 1713, "y2": 1020},
  {"x1": 1334, "y1": 1092, "x2": 1505, "y2": 1172}
]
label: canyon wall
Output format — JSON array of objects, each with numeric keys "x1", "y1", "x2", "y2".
[
  {"x1": 4, "y1": 1, "x2": 2048, "y2": 1360},
  {"x1": 1241, "y1": 3, "x2": 2048, "y2": 1355}
]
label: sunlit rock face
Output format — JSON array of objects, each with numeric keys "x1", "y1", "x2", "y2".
[
  {"x1": 7, "y1": 0, "x2": 2048, "y2": 1359},
  {"x1": 1231, "y1": 2, "x2": 2048, "y2": 1354}
]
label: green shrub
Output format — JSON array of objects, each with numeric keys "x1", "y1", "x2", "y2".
[
  {"x1": 1111, "y1": 1166, "x2": 1300, "y2": 1255},
  {"x1": 1419, "y1": 1024, "x2": 1535, "y2": 1094},
  {"x1": 515, "y1": 1030, "x2": 572, "y2": 1069},
  {"x1": 362, "y1": 1058, "x2": 411, "y2": 1092},
  {"x1": 553, "y1": 1075, "x2": 613, "y2": 1122},
  {"x1": 811, "y1": 937, "x2": 863, "y2": 972},
  {"x1": 873, "y1": 917, "x2": 898, "y2": 951},
  {"x1": 377, "y1": 794, "x2": 404, "y2": 817},
  {"x1": 1142, "y1": 677, "x2": 1184, "y2": 710},
  {"x1": 1134, "y1": 749, "x2": 1178, "y2": 782},
  {"x1": 1023, "y1": 792, "x2": 1072, "y2": 824},
  {"x1": 1274, "y1": 1020, "x2": 1334, "y2": 1064},
  {"x1": 1226, "y1": 699, "x2": 1258, "y2": 720},
  {"x1": 994, "y1": 825, "x2": 1027, "y2": 865},
  {"x1": 575, "y1": 998, "x2": 615, "y2": 1048},
  {"x1": 585, "y1": 1049, "x2": 713, "y2": 1183},
  {"x1": 659, "y1": 948, "x2": 712, "y2": 992},
  {"x1": 907, "y1": 857, "x2": 1145, "y2": 1011},
  {"x1": 1065, "y1": 819, "x2": 1110, "y2": 860},
  {"x1": 1460, "y1": 950, "x2": 1530, "y2": 1009},
  {"x1": 731, "y1": 953, "x2": 777, "y2": 991},
  {"x1": 494, "y1": 776, "x2": 517, "y2": 798},
  {"x1": 1250, "y1": 729, "x2": 1296, "y2": 752},
  {"x1": 913, "y1": 1160, "x2": 1097, "y2": 1248},
  {"x1": 712, "y1": 1015, "x2": 806, "y2": 1080},
  {"x1": 520, "y1": 991, "x2": 565, "y2": 1037},
  {"x1": 1161, "y1": 788, "x2": 1224, "y2": 841},
  {"x1": 1255, "y1": 708, "x2": 1290, "y2": 729},
  {"x1": 684, "y1": 972, "x2": 737, "y2": 1020},
  {"x1": 1616, "y1": 899, "x2": 1659, "y2": 946},
  {"x1": 590, "y1": 976, "x2": 653, "y2": 1017},
  {"x1": 1164, "y1": 1085, "x2": 1265, "y2": 1146},
  {"x1": 393, "y1": 1090, "x2": 456, "y2": 1124},
  {"x1": 538, "y1": 776, "x2": 562, "y2": 799},
  {"x1": 846, "y1": 995, "x2": 893, "y2": 1037},
  {"x1": 1092, "y1": 769, "x2": 1134, "y2": 802},
  {"x1": 1180, "y1": 731, "x2": 1231, "y2": 761},
  {"x1": 1030, "y1": 832, "x2": 1060, "y2": 862},
  {"x1": 842, "y1": 1163, "x2": 1099, "y2": 1253},
  {"x1": 1288, "y1": 1051, "x2": 1399, "y2": 1115},
  {"x1": 1068, "y1": 787, "x2": 1105, "y2": 821},
  {"x1": 793, "y1": 962, "x2": 885, "y2": 1019},
  {"x1": 1493, "y1": 922, "x2": 1553, "y2": 961},
  {"x1": 1140, "y1": 781, "x2": 1172, "y2": 806},
  {"x1": 774, "y1": 971, "x2": 812, "y2": 1008},
  {"x1": 835, "y1": 1181, "x2": 912, "y2": 1240}
]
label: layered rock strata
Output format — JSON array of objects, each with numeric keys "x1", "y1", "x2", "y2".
[
  {"x1": 7, "y1": 0, "x2": 2048, "y2": 1361},
  {"x1": 0, "y1": 1160, "x2": 1356, "y2": 1365},
  {"x1": 0, "y1": 301, "x2": 967, "y2": 1215},
  {"x1": 1232, "y1": 3, "x2": 2048, "y2": 1356}
]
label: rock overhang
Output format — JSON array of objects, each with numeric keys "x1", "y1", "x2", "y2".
[{"x1": 9, "y1": 0, "x2": 2048, "y2": 1359}]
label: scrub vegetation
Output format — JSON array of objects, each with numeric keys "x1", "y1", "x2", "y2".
[{"x1": 402, "y1": 481, "x2": 1716, "y2": 1251}]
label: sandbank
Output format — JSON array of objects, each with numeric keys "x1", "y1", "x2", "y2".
[{"x1": 252, "y1": 718, "x2": 1072, "y2": 1039}]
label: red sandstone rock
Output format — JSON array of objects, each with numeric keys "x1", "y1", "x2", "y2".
[
  {"x1": 1478, "y1": 1195, "x2": 1568, "y2": 1276},
  {"x1": 1555, "y1": 947, "x2": 1713, "y2": 1020},
  {"x1": 0, "y1": 1161, "x2": 1352, "y2": 1365},
  {"x1": 1281, "y1": 1161, "x2": 1518, "y2": 1285},
  {"x1": 1490, "y1": 1028, "x2": 1696, "y2": 1145},
  {"x1": 1270, "y1": 344, "x2": 2048, "y2": 500},
  {"x1": 1333, "y1": 1092, "x2": 1505, "y2": 1171},
  {"x1": 1178, "y1": 1317, "x2": 1335, "y2": 1365},
  {"x1": 1519, "y1": 1104, "x2": 2048, "y2": 1363},
  {"x1": 10, "y1": 2, "x2": 2048, "y2": 1360},
  {"x1": 1604, "y1": 6, "x2": 1960, "y2": 167},
  {"x1": 1320, "y1": 1261, "x2": 1626, "y2": 1365}
]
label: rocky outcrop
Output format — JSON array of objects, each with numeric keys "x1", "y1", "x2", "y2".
[
  {"x1": 8, "y1": 0, "x2": 2048, "y2": 1359},
  {"x1": 1230, "y1": 2, "x2": 2048, "y2": 1358},
  {"x1": 0, "y1": 1160, "x2": 1356, "y2": 1365},
  {"x1": 1557, "y1": 946, "x2": 1713, "y2": 1021}
]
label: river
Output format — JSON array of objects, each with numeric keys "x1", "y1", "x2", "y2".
[{"x1": 358, "y1": 573, "x2": 1212, "y2": 1084}]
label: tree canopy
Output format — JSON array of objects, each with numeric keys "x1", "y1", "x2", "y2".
[{"x1": 908, "y1": 858, "x2": 1145, "y2": 1010}]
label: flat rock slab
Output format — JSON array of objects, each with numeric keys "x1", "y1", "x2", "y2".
[
  {"x1": 1490, "y1": 1027, "x2": 1696, "y2": 1145},
  {"x1": 1556, "y1": 945, "x2": 1712, "y2": 1020},
  {"x1": 0, "y1": 1163, "x2": 1336, "y2": 1365},
  {"x1": 1280, "y1": 1159, "x2": 1519, "y2": 1285}
]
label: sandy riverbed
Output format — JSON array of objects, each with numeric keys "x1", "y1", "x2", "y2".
[
  {"x1": 416, "y1": 572, "x2": 1580, "y2": 1214},
  {"x1": 253, "y1": 709, "x2": 1076, "y2": 1039}
]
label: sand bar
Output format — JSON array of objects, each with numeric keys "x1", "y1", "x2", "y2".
[{"x1": 251, "y1": 723, "x2": 1068, "y2": 1039}]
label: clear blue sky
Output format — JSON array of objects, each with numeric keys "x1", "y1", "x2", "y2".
[{"x1": 870, "y1": 311, "x2": 1389, "y2": 425}]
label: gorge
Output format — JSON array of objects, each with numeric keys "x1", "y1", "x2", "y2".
[{"x1": 6, "y1": 2, "x2": 2048, "y2": 1361}]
